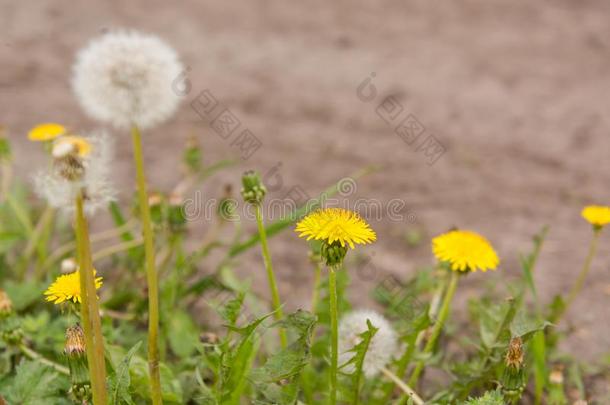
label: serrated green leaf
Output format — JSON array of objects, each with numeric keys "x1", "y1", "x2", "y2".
[{"x1": 109, "y1": 341, "x2": 142, "y2": 405}]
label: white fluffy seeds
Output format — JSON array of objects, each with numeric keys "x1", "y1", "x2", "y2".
[
  {"x1": 338, "y1": 309, "x2": 399, "y2": 378},
  {"x1": 72, "y1": 30, "x2": 183, "y2": 130},
  {"x1": 35, "y1": 132, "x2": 116, "y2": 216}
]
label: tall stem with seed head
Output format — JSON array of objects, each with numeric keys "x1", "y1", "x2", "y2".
[
  {"x1": 131, "y1": 125, "x2": 162, "y2": 404},
  {"x1": 75, "y1": 191, "x2": 107, "y2": 404}
]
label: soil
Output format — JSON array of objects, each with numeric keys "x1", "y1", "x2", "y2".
[{"x1": 1, "y1": 0, "x2": 609, "y2": 397}]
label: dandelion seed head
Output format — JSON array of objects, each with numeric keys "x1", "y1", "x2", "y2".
[
  {"x1": 53, "y1": 136, "x2": 92, "y2": 158},
  {"x1": 338, "y1": 309, "x2": 398, "y2": 378},
  {"x1": 72, "y1": 30, "x2": 183, "y2": 130},
  {"x1": 34, "y1": 131, "x2": 117, "y2": 216}
]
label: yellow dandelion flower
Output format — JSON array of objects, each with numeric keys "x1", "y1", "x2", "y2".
[
  {"x1": 295, "y1": 208, "x2": 376, "y2": 249},
  {"x1": 432, "y1": 230, "x2": 499, "y2": 272},
  {"x1": 581, "y1": 205, "x2": 610, "y2": 229},
  {"x1": 28, "y1": 123, "x2": 66, "y2": 141},
  {"x1": 53, "y1": 135, "x2": 92, "y2": 157},
  {"x1": 44, "y1": 270, "x2": 103, "y2": 304}
]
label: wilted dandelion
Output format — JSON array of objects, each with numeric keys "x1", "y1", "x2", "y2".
[
  {"x1": 72, "y1": 30, "x2": 183, "y2": 130},
  {"x1": 34, "y1": 132, "x2": 116, "y2": 215},
  {"x1": 338, "y1": 310, "x2": 398, "y2": 377},
  {"x1": 432, "y1": 230, "x2": 499, "y2": 272},
  {"x1": 64, "y1": 324, "x2": 86, "y2": 357},
  {"x1": 44, "y1": 270, "x2": 103, "y2": 304},
  {"x1": 0, "y1": 289, "x2": 12, "y2": 317},
  {"x1": 581, "y1": 205, "x2": 610, "y2": 230},
  {"x1": 28, "y1": 123, "x2": 66, "y2": 141}
]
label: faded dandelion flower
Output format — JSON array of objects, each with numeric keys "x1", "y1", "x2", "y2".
[
  {"x1": 72, "y1": 30, "x2": 183, "y2": 129},
  {"x1": 64, "y1": 324, "x2": 86, "y2": 357},
  {"x1": 34, "y1": 131, "x2": 116, "y2": 215},
  {"x1": 338, "y1": 309, "x2": 398, "y2": 378},
  {"x1": 505, "y1": 337, "x2": 524, "y2": 369}
]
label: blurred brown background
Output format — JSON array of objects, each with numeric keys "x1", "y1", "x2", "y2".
[{"x1": 1, "y1": 0, "x2": 609, "y2": 365}]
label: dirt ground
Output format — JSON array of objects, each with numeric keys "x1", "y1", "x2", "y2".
[{"x1": 1, "y1": 0, "x2": 609, "y2": 374}]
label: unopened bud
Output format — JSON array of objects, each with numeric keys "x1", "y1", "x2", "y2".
[
  {"x1": 549, "y1": 365, "x2": 564, "y2": 385},
  {"x1": 241, "y1": 170, "x2": 266, "y2": 204},
  {"x1": 0, "y1": 290, "x2": 12, "y2": 317}
]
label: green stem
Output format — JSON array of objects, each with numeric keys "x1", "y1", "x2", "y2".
[
  {"x1": 18, "y1": 344, "x2": 69, "y2": 375},
  {"x1": 380, "y1": 367, "x2": 424, "y2": 405},
  {"x1": 131, "y1": 125, "x2": 162, "y2": 405},
  {"x1": 408, "y1": 270, "x2": 459, "y2": 388},
  {"x1": 562, "y1": 230, "x2": 601, "y2": 318},
  {"x1": 131, "y1": 125, "x2": 163, "y2": 405},
  {"x1": 311, "y1": 260, "x2": 322, "y2": 314},
  {"x1": 328, "y1": 266, "x2": 339, "y2": 405},
  {"x1": 75, "y1": 192, "x2": 107, "y2": 404},
  {"x1": 254, "y1": 202, "x2": 287, "y2": 347}
]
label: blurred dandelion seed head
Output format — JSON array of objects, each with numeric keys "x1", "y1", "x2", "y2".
[
  {"x1": 34, "y1": 131, "x2": 117, "y2": 216},
  {"x1": 44, "y1": 270, "x2": 103, "y2": 305},
  {"x1": 52, "y1": 136, "x2": 92, "y2": 158},
  {"x1": 72, "y1": 30, "x2": 183, "y2": 130},
  {"x1": 432, "y1": 229, "x2": 499, "y2": 272},
  {"x1": 338, "y1": 309, "x2": 398, "y2": 378},
  {"x1": 581, "y1": 205, "x2": 610, "y2": 229},
  {"x1": 295, "y1": 208, "x2": 376, "y2": 249}
]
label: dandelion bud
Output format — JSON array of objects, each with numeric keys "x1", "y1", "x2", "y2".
[
  {"x1": 0, "y1": 289, "x2": 13, "y2": 317},
  {"x1": 241, "y1": 170, "x2": 266, "y2": 205},
  {"x1": 64, "y1": 325, "x2": 91, "y2": 402},
  {"x1": 184, "y1": 136, "x2": 202, "y2": 173},
  {"x1": 61, "y1": 257, "x2": 78, "y2": 274},
  {"x1": 0, "y1": 317, "x2": 23, "y2": 345},
  {"x1": 501, "y1": 337, "x2": 526, "y2": 402},
  {"x1": 504, "y1": 336, "x2": 524, "y2": 369},
  {"x1": 549, "y1": 365, "x2": 564, "y2": 385},
  {"x1": 321, "y1": 241, "x2": 348, "y2": 267},
  {"x1": 64, "y1": 324, "x2": 86, "y2": 357}
]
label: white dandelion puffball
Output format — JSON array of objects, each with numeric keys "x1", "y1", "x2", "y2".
[
  {"x1": 35, "y1": 131, "x2": 117, "y2": 216},
  {"x1": 72, "y1": 30, "x2": 183, "y2": 130},
  {"x1": 338, "y1": 309, "x2": 399, "y2": 378}
]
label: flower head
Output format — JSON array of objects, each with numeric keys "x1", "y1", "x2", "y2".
[
  {"x1": 72, "y1": 30, "x2": 183, "y2": 129},
  {"x1": 295, "y1": 208, "x2": 376, "y2": 249},
  {"x1": 64, "y1": 324, "x2": 86, "y2": 356},
  {"x1": 53, "y1": 136, "x2": 92, "y2": 158},
  {"x1": 28, "y1": 123, "x2": 66, "y2": 141},
  {"x1": 35, "y1": 131, "x2": 116, "y2": 215},
  {"x1": 432, "y1": 230, "x2": 499, "y2": 272},
  {"x1": 44, "y1": 270, "x2": 103, "y2": 304},
  {"x1": 581, "y1": 205, "x2": 610, "y2": 230},
  {"x1": 338, "y1": 309, "x2": 398, "y2": 377}
]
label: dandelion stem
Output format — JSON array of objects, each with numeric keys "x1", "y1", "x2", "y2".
[
  {"x1": 75, "y1": 191, "x2": 107, "y2": 404},
  {"x1": 562, "y1": 230, "x2": 601, "y2": 320},
  {"x1": 254, "y1": 202, "x2": 287, "y2": 347},
  {"x1": 310, "y1": 260, "x2": 322, "y2": 314},
  {"x1": 328, "y1": 265, "x2": 339, "y2": 405},
  {"x1": 18, "y1": 343, "x2": 69, "y2": 375},
  {"x1": 408, "y1": 270, "x2": 459, "y2": 388},
  {"x1": 131, "y1": 124, "x2": 162, "y2": 404},
  {"x1": 380, "y1": 367, "x2": 424, "y2": 405}
]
